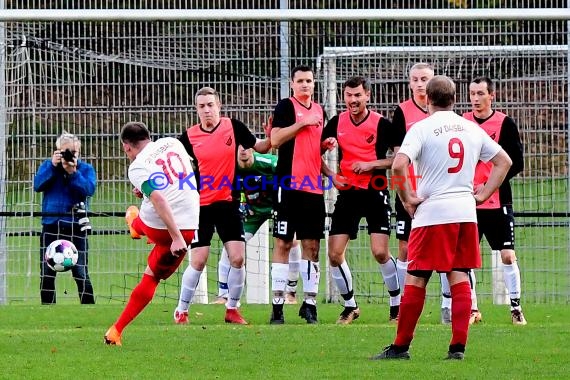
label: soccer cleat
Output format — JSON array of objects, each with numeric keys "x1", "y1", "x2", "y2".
[
  {"x1": 173, "y1": 309, "x2": 189, "y2": 324},
  {"x1": 284, "y1": 292, "x2": 297, "y2": 305},
  {"x1": 441, "y1": 307, "x2": 452, "y2": 325},
  {"x1": 445, "y1": 351, "x2": 465, "y2": 360},
  {"x1": 389, "y1": 305, "x2": 400, "y2": 323},
  {"x1": 336, "y1": 306, "x2": 361, "y2": 325},
  {"x1": 298, "y1": 301, "x2": 318, "y2": 324},
  {"x1": 125, "y1": 205, "x2": 141, "y2": 239},
  {"x1": 511, "y1": 309, "x2": 527, "y2": 325},
  {"x1": 370, "y1": 345, "x2": 410, "y2": 360},
  {"x1": 210, "y1": 296, "x2": 228, "y2": 305},
  {"x1": 469, "y1": 309, "x2": 482, "y2": 325},
  {"x1": 104, "y1": 325, "x2": 122, "y2": 346},
  {"x1": 225, "y1": 308, "x2": 248, "y2": 325},
  {"x1": 269, "y1": 304, "x2": 285, "y2": 325}
]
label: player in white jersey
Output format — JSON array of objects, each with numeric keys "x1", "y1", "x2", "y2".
[
  {"x1": 372, "y1": 76, "x2": 512, "y2": 361},
  {"x1": 104, "y1": 121, "x2": 199, "y2": 346}
]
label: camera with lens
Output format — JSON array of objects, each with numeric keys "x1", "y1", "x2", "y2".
[
  {"x1": 61, "y1": 149, "x2": 76, "y2": 162},
  {"x1": 72, "y1": 202, "x2": 92, "y2": 232}
]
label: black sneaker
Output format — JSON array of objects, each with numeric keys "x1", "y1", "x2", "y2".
[
  {"x1": 298, "y1": 301, "x2": 318, "y2": 324},
  {"x1": 445, "y1": 351, "x2": 465, "y2": 360},
  {"x1": 370, "y1": 344, "x2": 410, "y2": 360},
  {"x1": 270, "y1": 303, "x2": 285, "y2": 325},
  {"x1": 336, "y1": 306, "x2": 361, "y2": 325},
  {"x1": 389, "y1": 305, "x2": 400, "y2": 323}
]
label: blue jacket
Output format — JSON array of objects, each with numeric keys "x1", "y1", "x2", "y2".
[{"x1": 33, "y1": 159, "x2": 97, "y2": 225}]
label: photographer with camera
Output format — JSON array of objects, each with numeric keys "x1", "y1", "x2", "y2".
[{"x1": 34, "y1": 132, "x2": 96, "y2": 304}]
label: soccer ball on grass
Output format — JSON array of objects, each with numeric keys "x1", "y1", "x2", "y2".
[{"x1": 45, "y1": 239, "x2": 79, "y2": 272}]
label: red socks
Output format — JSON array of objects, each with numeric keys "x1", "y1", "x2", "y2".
[
  {"x1": 115, "y1": 274, "x2": 159, "y2": 334},
  {"x1": 450, "y1": 281, "x2": 471, "y2": 347},
  {"x1": 394, "y1": 284, "x2": 426, "y2": 347}
]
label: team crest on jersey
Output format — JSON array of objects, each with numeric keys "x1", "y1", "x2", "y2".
[
  {"x1": 490, "y1": 132, "x2": 497, "y2": 140},
  {"x1": 225, "y1": 136, "x2": 233, "y2": 146},
  {"x1": 366, "y1": 134, "x2": 375, "y2": 143}
]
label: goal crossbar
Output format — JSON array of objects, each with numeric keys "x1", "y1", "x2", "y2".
[
  {"x1": 320, "y1": 45, "x2": 569, "y2": 60},
  {"x1": 1, "y1": 8, "x2": 570, "y2": 22}
]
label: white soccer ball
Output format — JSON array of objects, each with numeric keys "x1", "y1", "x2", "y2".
[{"x1": 45, "y1": 239, "x2": 79, "y2": 272}]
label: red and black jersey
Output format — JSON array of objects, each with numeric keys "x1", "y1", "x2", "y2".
[
  {"x1": 323, "y1": 110, "x2": 396, "y2": 189},
  {"x1": 464, "y1": 110, "x2": 523, "y2": 207},
  {"x1": 392, "y1": 98, "x2": 430, "y2": 139},
  {"x1": 179, "y1": 117, "x2": 256, "y2": 206},
  {"x1": 272, "y1": 97, "x2": 325, "y2": 194}
]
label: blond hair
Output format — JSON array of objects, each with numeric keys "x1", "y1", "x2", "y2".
[{"x1": 194, "y1": 86, "x2": 220, "y2": 104}]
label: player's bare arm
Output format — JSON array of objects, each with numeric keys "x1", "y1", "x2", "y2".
[
  {"x1": 148, "y1": 190, "x2": 188, "y2": 257},
  {"x1": 320, "y1": 157, "x2": 349, "y2": 188},
  {"x1": 253, "y1": 137, "x2": 271, "y2": 153},
  {"x1": 474, "y1": 149, "x2": 512, "y2": 205},
  {"x1": 351, "y1": 157, "x2": 393, "y2": 174},
  {"x1": 253, "y1": 116, "x2": 273, "y2": 153}
]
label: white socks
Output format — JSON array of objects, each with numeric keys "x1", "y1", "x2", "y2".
[
  {"x1": 300, "y1": 259, "x2": 320, "y2": 305},
  {"x1": 379, "y1": 257, "x2": 401, "y2": 306},
  {"x1": 271, "y1": 263, "x2": 288, "y2": 304},
  {"x1": 217, "y1": 247, "x2": 231, "y2": 297},
  {"x1": 396, "y1": 259, "x2": 408, "y2": 294},
  {"x1": 226, "y1": 265, "x2": 245, "y2": 309},
  {"x1": 177, "y1": 265, "x2": 202, "y2": 312},
  {"x1": 331, "y1": 260, "x2": 356, "y2": 307},
  {"x1": 286, "y1": 244, "x2": 301, "y2": 293}
]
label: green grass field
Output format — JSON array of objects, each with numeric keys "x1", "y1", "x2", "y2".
[{"x1": 2, "y1": 303, "x2": 568, "y2": 379}]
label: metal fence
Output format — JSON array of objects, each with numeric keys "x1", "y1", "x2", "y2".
[{"x1": 0, "y1": 1, "x2": 568, "y2": 304}]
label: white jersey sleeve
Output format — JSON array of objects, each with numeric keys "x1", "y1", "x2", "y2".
[
  {"x1": 479, "y1": 131, "x2": 502, "y2": 163},
  {"x1": 397, "y1": 125, "x2": 422, "y2": 163},
  {"x1": 128, "y1": 137, "x2": 199, "y2": 230}
]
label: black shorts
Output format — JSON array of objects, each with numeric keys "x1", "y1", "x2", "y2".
[
  {"x1": 477, "y1": 205, "x2": 515, "y2": 250},
  {"x1": 330, "y1": 188, "x2": 391, "y2": 240},
  {"x1": 191, "y1": 200, "x2": 245, "y2": 248},
  {"x1": 273, "y1": 188, "x2": 325, "y2": 241},
  {"x1": 394, "y1": 194, "x2": 412, "y2": 242}
]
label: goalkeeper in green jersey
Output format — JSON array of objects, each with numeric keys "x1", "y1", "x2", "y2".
[{"x1": 214, "y1": 145, "x2": 301, "y2": 304}]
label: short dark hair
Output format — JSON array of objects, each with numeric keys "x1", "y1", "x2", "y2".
[
  {"x1": 343, "y1": 76, "x2": 370, "y2": 92},
  {"x1": 471, "y1": 76, "x2": 495, "y2": 93},
  {"x1": 121, "y1": 121, "x2": 151, "y2": 145},
  {"x1": 291, "y1": 65, "x2": 313, "y2": 79},
  {"x1": 426, "y1": 75, "x2": 456, "y2": 108}
]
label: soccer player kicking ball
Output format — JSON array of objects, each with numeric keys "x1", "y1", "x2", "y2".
[
  {"x1": 104, "y1": 121, "x2": 199, "y2": 346},
  {"x1": 371, "y1": 76, "x2": 512, "y2": 361}
]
